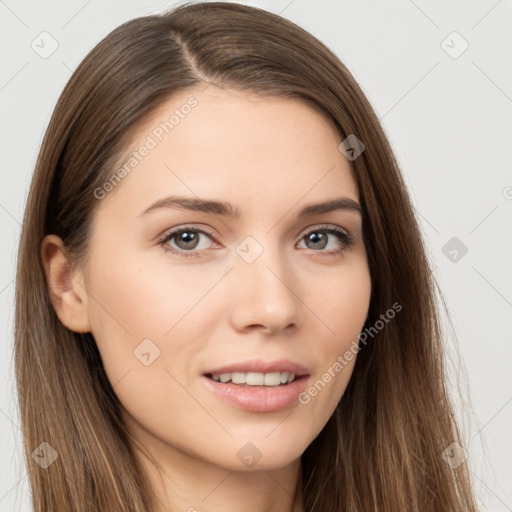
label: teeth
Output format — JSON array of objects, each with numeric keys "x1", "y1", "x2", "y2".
[
  {"x1": 210, "y1": 371, "x2": 297, "y2": 386},
  {"x1": 232, "y1": 372, "x2": 246, "y2": 384},
  {"x1": 247, "y1": 372, "x2": 264, "y2": 385},
  {"x1": 263, "y1": 372, "x2": 280, "y2": 386}
]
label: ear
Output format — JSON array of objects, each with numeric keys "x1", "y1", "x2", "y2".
[{"x1": 41, "y1": 234, "x2": 91, "y2": 333}]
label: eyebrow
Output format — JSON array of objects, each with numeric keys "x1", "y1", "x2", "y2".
[{"x1": 138, "y1": 195, "x2": 362, "y2": 218}]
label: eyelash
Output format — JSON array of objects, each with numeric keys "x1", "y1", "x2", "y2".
[{"x1": 158, "y1": 224, "x2": 354, "y2": 259}]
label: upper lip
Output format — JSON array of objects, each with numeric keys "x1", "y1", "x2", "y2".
[{"x1": 203, "y1": 359, "x2": 310, "y2": 377}]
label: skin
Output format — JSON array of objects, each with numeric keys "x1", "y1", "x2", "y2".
[{"x1": 42, "y1": 86, "x2": 372, "y2": 512}]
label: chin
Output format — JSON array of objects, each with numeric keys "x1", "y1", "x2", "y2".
[{"x1": 207, "y1": 435, "x2": 309, "y2": 473}]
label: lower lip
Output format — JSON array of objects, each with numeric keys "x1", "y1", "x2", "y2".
[{"x1": 201, "y1": 375, "x2": 310, "y2": 413}]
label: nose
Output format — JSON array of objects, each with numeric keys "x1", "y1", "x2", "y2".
[{"x1": 228, "y1": 241, "x2": 302, "y2": 335}]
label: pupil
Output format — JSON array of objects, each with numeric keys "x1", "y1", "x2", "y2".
[
  {"x1": 308, "y1": 232, "x2": 327, "y2": 249},
  {"x1": 179, "y1": 231, "x2": 198, "y2": 249}
]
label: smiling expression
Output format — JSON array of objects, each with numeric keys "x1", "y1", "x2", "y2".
[{"x1": 79, "y1": 86, "x2": 372, "y2": 471}]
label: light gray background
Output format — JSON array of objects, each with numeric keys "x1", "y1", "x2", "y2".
[{"x1": 1, "y1": 1, "x2": 511, "y2": 510}]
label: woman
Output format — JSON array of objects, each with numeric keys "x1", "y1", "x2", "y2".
[{"x1": 15, "y1": 2, "x2": 477, "y2": 511}]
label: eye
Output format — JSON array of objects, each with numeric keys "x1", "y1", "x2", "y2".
[
  {"x1": 158, "y1": 224, "x2": 354, "y2": 259},
  {"x1": 297, "y1": 225, "x2": 354, "y2": 256},
  {"x1": 159, "y1": 227, "x2": 217, "y2": 258}
]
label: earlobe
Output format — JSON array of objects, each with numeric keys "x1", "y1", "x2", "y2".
[{"x1": 41, "y1": 234, "x2": 91, "y2": 333}]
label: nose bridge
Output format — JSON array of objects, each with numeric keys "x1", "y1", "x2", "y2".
[{"x1": 229, "y1": 233, "x2": 301, "y2": 332}]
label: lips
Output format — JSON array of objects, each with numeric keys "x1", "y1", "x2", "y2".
[
  {"x1": 203, "y1": 358, "x2": 310, "y2": 377},
  {"x1": 201, "y1": 373, "x2": 310, "y2": 412},
  {"x1": 201, "y1": 358, "x2": 311, "y2": 412}
]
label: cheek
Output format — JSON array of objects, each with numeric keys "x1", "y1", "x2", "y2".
[
  {"x1": 84, "y1": 253, "x2": 216, "y2": 437},
  {"x1": 301, "y1": 261, "x2": 371, "y2": 412},
  {"x1": 86, "y1": 249, "x2": 229, "y2": 382},
  {"x1": 88, "y1": 245, "x2": 204, "y2": 329},
  {"x1": 316, "y1": 259, "x2": 372, "y2": 342}
]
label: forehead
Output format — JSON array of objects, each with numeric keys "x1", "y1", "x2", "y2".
[{"x1": 97, "y1": 87, "x2": 359, "y2": 218}]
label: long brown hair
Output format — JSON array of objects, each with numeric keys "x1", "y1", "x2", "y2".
[{"x1": 15, "y1": 2, "x2": 477, "y2": 510}]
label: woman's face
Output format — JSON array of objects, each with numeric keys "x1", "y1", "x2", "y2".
[{"x1": 79, "y1": 87, "x2": 371, "y2": 471}]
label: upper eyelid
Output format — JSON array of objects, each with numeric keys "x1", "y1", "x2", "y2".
[{"x1": 160, "y1": 225, "x2": 216, "y2": 242}]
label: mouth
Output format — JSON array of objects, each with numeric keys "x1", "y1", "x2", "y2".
[
  {"x1": 202, "y1": 359, "x2": 310, "y2": 389},
  {"x1": 204, "y1": 371, "x2": 301, "y2": 387},
  {"x1": 201, "y1": 368, "x2": 311, "y2": 412}
]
